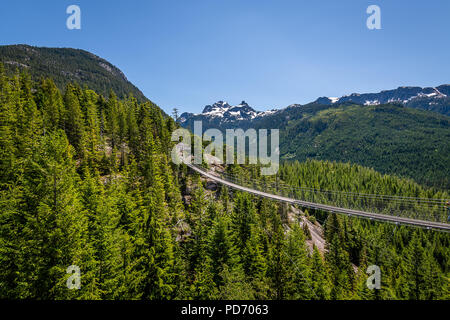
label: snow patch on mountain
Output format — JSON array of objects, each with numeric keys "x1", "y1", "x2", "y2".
[
  {"x1": 178, "y1": 84, "x2": 450, "y2": 127},
  {"x1": 315, "y1": 86, "x2": 448, "y2": 106},
  {"x1": 329, "y1": 97, "x2": 339, "y2": 103},
  {"x1": 179, "y1": 100, "x2": 276, "y2": 124}
]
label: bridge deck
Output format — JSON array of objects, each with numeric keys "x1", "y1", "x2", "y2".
[{"x1": 188, "y1": 164, "x2": 450, "y2": 232}]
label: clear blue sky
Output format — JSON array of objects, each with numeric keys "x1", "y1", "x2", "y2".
[{"x1": 1, "y1": 0, "x2": 449, "y2": 114}]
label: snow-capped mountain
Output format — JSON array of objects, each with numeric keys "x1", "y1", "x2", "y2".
[
  {"x1": 179, "y1": 100, "x2": 278, "y2": 129},
  {"x1": 178, "y1": 85, "x2": 450, "y2": 132},
  {"x1": 313, "y1": 85, "x2": 450, "y2": 110},
  {"x1": 199, "y1": 100, "x2": 260, "y2": 121}
]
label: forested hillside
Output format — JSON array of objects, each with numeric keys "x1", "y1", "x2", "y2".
[
  {"x1": 277, "y1": 104, "x2": 450, "y2": 189},
  {"x1": 225, "y1": 161, "x2": 450, "y2": 299},
  {"x1": 0, "y1": 45, "x2": 148, "y2": 102},
  {"x1": 180, "y1": 101, "x2": 450, "y2": 189},
  {"x1": 0, "y1": 64, "x2": 448, "y2": 299}
]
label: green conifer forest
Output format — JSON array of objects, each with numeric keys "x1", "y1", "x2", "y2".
[{"x1": 0, "y1": 65, "x2": 448, "y2": 300}]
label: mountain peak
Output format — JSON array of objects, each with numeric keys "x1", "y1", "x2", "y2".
[
  {"x1": 202, "y1": 101, "x2": 231, "y2": 114},
  {"x1": 186, "y1": 100, "x2": 265, "y2": 124}
]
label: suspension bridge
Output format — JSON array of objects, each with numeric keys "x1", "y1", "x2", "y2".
[{"x1": 187, "y1": 163, "x2": 450, "y2": 232}]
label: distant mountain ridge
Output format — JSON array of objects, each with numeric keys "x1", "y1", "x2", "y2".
[
  {"x1": 179, "y1": 85, "x2": 450, "y2": 129},
  {"x1": 0, "y1": 44, "x2": 148, "y2": 102},
  {"x1": 313, "y1": 85, "x2": 450, "y2": 115}
]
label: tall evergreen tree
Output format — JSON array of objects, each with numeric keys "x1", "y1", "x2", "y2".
[
  {"x1": 36, "y1": 78, "x2": 65, "y2": 132},
  {"x1": 63, "y1": 84, "x2": 84, "y2": 153},
  {"x1": 310, "y1": 246, "x2": 330, "y2": 300}
]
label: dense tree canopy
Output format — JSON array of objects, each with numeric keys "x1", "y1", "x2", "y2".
[{"x1": 0, "y1": 65, "x2": 448, "y2": 300}]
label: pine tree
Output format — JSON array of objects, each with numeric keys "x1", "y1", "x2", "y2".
[
  {"x1": 326, "y1": 233, "x2": 354, "y2": 299},
  {"x1": 284, "y1": 224, "x2": 312, "y2": 299},
  {"x1": 79, "y1": 89, "x2": 101, "y2": 169},
  {"x1": 105, "y1": 91, "x2": 120, "y2": 151},
  {"x1": 0, "y1": 64, "x2": 15, "y2": 182},
  {"x1": 266, "y1": 207, "x2": 290, "y2": 299},
  {"x1": 36, "y1": 78, "x2": 65, "y2": 132},
  {"x1": 208, "y1": 215, "x2": 240, "y2": 287},
  {"x1": 242, "y1": 225, "x2": 268, "y2": 298},
  {"x1": 353, "y1": 246, "x2": 376, "y2": 300},
  {"x1": 232, "y1": 192, "x2": 256, "y2": 254},
  {"x1": 14, "y1": 72, "x2": 41, "y2": 157},
  {"x1": 190, "y1": 256, "x2": 217, "y2": 299},
  {"x1": 127, "y1": 207, "x2": 176, "y2": 299},
  {"x1": 63, "y1": 84, "x2": 85, "y2": 153},
  {"x1": 125, "y1": 96, "x2": 140, "y2": 159},
  {"x1": 310, "y1": 246, "x2": 330, "y2": 300},
  {"x1": 217, "y1": 264, "x2": 255, "y2": 299},
  {"x1": 0, "y1": 183, "x2": 24, "y2": 298}
]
